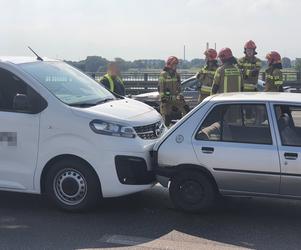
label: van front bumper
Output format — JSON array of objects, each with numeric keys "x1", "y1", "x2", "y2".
[{"x1": 115, "y1": 155, "x2": 155, "y2": 185}]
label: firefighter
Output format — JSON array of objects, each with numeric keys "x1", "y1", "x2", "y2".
[
  {"x1": 159, "y1": 56, "x2": 189, "y2": 126},
  {"x1": 212, "y1": 48, "x2": 243, "y2": 94},
  {"x1": 196, "y1": 48, "x2": 219, "y2": 102},
  {"x1": 100, "y1": 62, "x2": 125, "y2": 96},
  {"x1": 265, "y1": 51, "x2": 283, "y2": 92},
  {"x1": 238, "y1": 40, "x2": 261, "y2": 91}
]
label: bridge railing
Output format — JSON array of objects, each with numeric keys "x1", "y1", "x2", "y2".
[{"x1": 86, "y1": 70, "x2": 301, "y2": 95}]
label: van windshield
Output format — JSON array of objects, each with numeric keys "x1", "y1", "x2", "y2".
[{"x1": 20, "y1": 61, "x2": 115, "y2": 106}]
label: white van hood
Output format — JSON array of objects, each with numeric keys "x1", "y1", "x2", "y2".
[{"x1": 71, "y1": 98, "x2": 162, "y2": 126}]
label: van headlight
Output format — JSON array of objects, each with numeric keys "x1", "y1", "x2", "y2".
[{"x1": 89, "y1": 120, "x2": 136, "y2": 138}]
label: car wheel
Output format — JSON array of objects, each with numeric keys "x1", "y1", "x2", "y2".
[
  {"x1": 169, "y1": 170, "x2": 216, "y2": 213},
  {"x1": 45, "y1": 159, "x2": 101, "y2": 212}
]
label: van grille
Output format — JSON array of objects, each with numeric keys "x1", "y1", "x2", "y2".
[{"x1": 134, "y1": 121, "x2": 165, "y2": 140}]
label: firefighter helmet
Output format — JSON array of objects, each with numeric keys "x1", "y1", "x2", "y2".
[
  {"x1": 204, "y1": 48, "x2": 217, "y2": 61},
  {"x1": 266, "y1": 51, "x2": 281, "y2": 64},
  {"x1": 166, "y1": 56, "x2": 179, "y2": 68},
  {"x1": 218, "y1": 48, "x2": 233, "y2": 62},
  {"x1": 244, "y1": 40, "x2": 257, "y2": 50}
]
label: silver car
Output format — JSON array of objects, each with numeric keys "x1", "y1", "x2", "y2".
[
  {"x1": 154, "y1": 93, "x2": 301, "y2": 212},
  {"x1": 133, "y1": 76, "x2": 266, "y2": 111}
]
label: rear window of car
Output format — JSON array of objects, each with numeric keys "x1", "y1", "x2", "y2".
[{"x1": 274, "y1": 105, "x2": 301, "y2": 147}]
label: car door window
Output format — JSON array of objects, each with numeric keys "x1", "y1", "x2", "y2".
[
  {"x1": 196, "y1": 104, "x2": 272, "y2": 144},
  {"x1": 274, "y1": 105, "x2": 301, "y2": 147},
  {"x1": 181, "y1": 78, "x2": 199, "y2": 91},
  {"x1": 0, "y1": 68, "x2": 45, "y2": 113}
]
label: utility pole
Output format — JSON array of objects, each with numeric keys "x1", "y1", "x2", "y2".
[
  {"x1": 206, "y1": 42, "x2": 209, "y2": 50},
  {"x1": 214, "y1": 42, "x2": 217, "y2": 50},
  {"x1": 183, "y1": 45, "x2": 186, "y2": 61}
]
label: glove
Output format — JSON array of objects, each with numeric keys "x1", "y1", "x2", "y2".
[
  {"x1": 184, "y1": 105, "x2": 190, "y2": 113},
  {"x1": 161, "y1": 96, "x2": 168, "y2": 103},
  {"x1": 176, "y1": 94, "x2": 184, "y2": 101}
]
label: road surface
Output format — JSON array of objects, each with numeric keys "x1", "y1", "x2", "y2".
[{"x1": 1, "y1": 185, "x2": 301, "y2": 250}]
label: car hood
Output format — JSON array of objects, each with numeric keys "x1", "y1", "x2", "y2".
[{"x1": 70, "y1": 98, "x2": 162, "y2": 126}]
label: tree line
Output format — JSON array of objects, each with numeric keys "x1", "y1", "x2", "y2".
[{"x1": 66, "y1": 56, "x2": 297, "y2": 73}]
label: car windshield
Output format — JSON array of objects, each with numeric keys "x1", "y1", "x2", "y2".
[
  {"x1": 20, "y1": 61, "x2": 115, "y2": 106},
  {"x1": 181, "y1": 77, "x2": 199, "y2": 91}
]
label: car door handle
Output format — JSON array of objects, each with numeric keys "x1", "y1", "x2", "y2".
[
  {"x1": 202, "y1": 147, "x2": 214, "y2": 154},
  {"x1": 284, "y1": 152, "x2": 298, "y2": 160}
]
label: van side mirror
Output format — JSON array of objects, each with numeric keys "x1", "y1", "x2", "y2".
[{"x1": 13, "y1": 94, "x2": 29, "y2": 111}]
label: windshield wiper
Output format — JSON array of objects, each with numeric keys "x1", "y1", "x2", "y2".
[
  {"x1": 69, "y1": 98, "x2": 115, "y2": 108},
  {"x1": 69, "y1": 103, "x2": 96, "y2": 107},
  {"x1": 93, "y1": 98, "x2": 114, "y2": 105}
]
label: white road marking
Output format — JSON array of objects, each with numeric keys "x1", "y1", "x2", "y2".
[{"x1": 98, "y1": 234, "x2": 247, "y2": 250}]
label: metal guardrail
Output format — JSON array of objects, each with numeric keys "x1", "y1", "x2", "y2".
[
  {"x1": 88, "y1": 71, "x2": 195, "y2": 82},
  {"x1": 86, "y1": 70, "x2": 301, "y2": 95}
]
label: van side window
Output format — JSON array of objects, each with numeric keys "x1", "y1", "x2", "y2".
[
  {"x1": 196, "y1": 104, "x2": 272, "y2": 145},
  {"x1": 275, "y1": 105, "x2": 301, "y2": 147},
  {"x1": 0, "y1": 68, "x2": 44, "y2": 113}
]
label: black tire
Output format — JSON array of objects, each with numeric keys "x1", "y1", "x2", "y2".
[
  {"x1": 169, "y1": 170, "x2": 216, "y2": 213},
  {"x1": 45, "y1": 158, "x2": 101, "y2": 212}
]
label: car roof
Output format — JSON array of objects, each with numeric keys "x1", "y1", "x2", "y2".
[
  {"x1": 181, "y1": 75, "x2": 196, "y2": 83},
  {"x1": 0, "y1": 56, "x2": 59, "y2": 64},
  {"x1": 210, "y1": 92, "x2": 301, "y2": 104}
]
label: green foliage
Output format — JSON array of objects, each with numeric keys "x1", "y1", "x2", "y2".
[
  {"x1": 282, "y1": 57, "x2": 292, "y2": 68},
  {"x1": 66, "y1": 56, "x2": 206, "y2": 72},
  {"x1": 295, "y1": 58, "x2": 301, "y2": 71},
  {"x1": 69, "y1": 56, "x2": 299, "y2": 73}
]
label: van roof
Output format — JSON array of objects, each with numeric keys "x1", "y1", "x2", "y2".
[
  {"x1": 0, "y1": 56, "x2": 58, "y2": 64},
  {"x1": 210, "y1": 92, "x2": 301, "y2": 104}
]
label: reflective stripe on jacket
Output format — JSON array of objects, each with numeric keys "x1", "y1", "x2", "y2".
[
  {"x1": 158, "y1": 70, "x2": 181, "y2": 98},
  {"x1": 265, "y1": 67, "x2": 283, "y2": 92},
  {"x1": 103, "y1": 73, "x2": 124, "y2": 92},
  {"x1": 237, "y1": 56, "x2": 261, "y2": 91},
  {"x1": 212, "y1": 64, "x2": 243, "y2": 94},
  {"x1": 198, "y1": 64, "x2": 218, "y2": 95}
]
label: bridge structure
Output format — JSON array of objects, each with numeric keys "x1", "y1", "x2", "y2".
[{"x1": 87, "y1": 70, "x2": 301, "y2": 95}]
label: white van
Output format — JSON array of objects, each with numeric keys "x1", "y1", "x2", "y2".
[{"x1": 0, "y1": 57, "x2": 165, "y2": 211}]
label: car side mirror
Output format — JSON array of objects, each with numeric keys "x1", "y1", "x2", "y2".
[{"x1": 13, "y1": 94, "x2": 30, "y2": 111}]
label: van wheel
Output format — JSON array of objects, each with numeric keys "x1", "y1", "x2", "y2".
[
  {"x1": 169, "y1": 170, "x2": 216, "y2": 213},
  {"x1": 45, "y1": 159, "x2": 101, "y2": 212}
]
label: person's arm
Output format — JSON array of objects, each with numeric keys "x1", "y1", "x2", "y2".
[
  {"x1": 274, "y1": 69, "x2": 283, "y2": 92},
  {"x1": 247, "y1": 59, "x2": 261, "y2": 77},
  {"x1": 158, "y1": 72, "x2": 168, "y2": 102},
  {"x1": 237, "y1": 58, "x2": 244, "y2": 70},
  {"x1": 99, "y1": 77, "x2": 110, "y2": 90},
  {"x1": 196, "y1": 68, "x2": 204, "y2": 90},
  {"x1": 176, "y1": 73, "x2": 182, "y2": 95},
  {"x1": 237, "y1": 58, "x2": 247, "y2": 80},
  {"x1": 211, "y1": 68, "x2": 221, "y2": 94},
  {"x1": 196, "y1": 68, "x2": 204, "y2": 79},
  {"x1": 240, "y1": 69, "x2": 244, "y2": 92}
]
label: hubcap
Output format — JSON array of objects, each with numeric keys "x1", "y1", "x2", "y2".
[
  {"x1": 179, "y1": 180, "x2": 204, "y2": 204},
  {"x1": 53, "y1": 168, "x2": 87, "y2": 206}
]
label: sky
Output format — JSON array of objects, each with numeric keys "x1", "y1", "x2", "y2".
[{"x1": 0, "y1": 0, "x2": 300, "y2": 61}]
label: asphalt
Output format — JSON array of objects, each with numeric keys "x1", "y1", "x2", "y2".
[{"x1": 1, "y1": 185, "x2": 301, "y2": 250}]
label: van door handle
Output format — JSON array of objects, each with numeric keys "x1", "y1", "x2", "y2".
[
  {"x1": 202, "y1": 147, "x2": 214, "y2": 154},
  {"x1": 284, "y1": 152, "x2": 298, "y2": 160}
]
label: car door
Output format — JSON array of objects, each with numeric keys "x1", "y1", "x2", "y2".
[
  {"x1": 272, "y1": 104, "x2": 301, "y2": 196},
  {"x1": 192, "y1": 102, "x2": 281, "y2": 194},
  {"x1": 0, "y1": 68, "x2": 44, "y2": 190}
]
